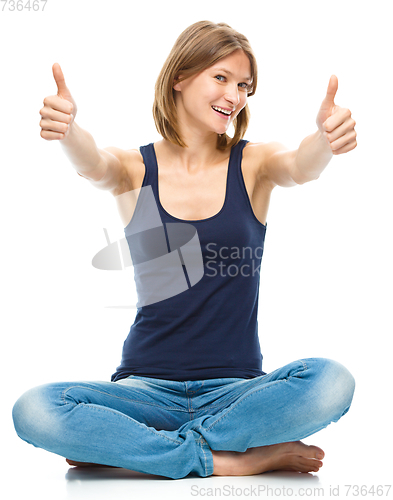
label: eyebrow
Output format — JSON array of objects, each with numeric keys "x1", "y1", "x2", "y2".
[{"x1": 213, "y1": 68, "x2": 252, "y2": 82}]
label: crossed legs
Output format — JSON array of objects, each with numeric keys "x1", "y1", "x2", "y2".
[{"x1": 12, "y1": 358, "x2": 355, "y2": 479}]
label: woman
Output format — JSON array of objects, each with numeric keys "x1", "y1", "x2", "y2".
[{"x1": 12, "y1": 20, "x2": 357, "y2": 479}]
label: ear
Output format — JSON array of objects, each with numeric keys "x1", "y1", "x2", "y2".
[{"x1": 173, "y1": 75, "x2": 183, "y2": 92}]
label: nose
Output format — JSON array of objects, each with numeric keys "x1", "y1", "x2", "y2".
[{"x1": 224, "y1": 84, "x2": 241, "y2": 107}]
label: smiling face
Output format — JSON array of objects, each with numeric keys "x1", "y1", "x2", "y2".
[{"x1": 173, "y1": 49, "x2": 252, "y2": 138}]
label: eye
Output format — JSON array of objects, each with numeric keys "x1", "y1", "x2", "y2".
[{"x1": 215, "y1": 75, "x2": 250, "y2": 91}]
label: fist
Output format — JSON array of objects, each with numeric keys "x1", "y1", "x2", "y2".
[{"x1": 39, "y1": 63, "x2": 78, "y2": 141}]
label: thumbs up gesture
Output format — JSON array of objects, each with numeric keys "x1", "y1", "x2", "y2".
[
  {"x1": 39, "y1": 63, "x2": 78, "y2": 141},
  {"x1": 316, "y1": 75, "x2": 357, "y2": 155}
]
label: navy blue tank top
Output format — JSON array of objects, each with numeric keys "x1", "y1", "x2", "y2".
[{"x1": 111, "y1": 139, "x2": 267, "y2": 382}]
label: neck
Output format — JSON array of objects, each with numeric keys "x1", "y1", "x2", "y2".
[{"x1": 158, "y1": 134, "x2": 229, "y2": 174}]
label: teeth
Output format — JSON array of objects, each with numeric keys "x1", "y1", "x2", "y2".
[{"x1": 212, "y1": 106, "x2": 232, "y2": 115}]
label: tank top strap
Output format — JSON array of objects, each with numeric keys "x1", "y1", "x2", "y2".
[
  {"x1": 139, "y1": 140, "x2": 251, "y2": 220},
  {"x1": 139, "y1": 143, "x2": 157, "y2": 195},
  {"x1": 225, "y1": 139, "x2": 252, "y2": 213}
]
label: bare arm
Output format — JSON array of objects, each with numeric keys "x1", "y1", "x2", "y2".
[
  {"x1": 59, "y1": 121, "x2": 107, "y2": 180},
  {"x1": 258, "y1": 76, "x2": 357, "y2": 188},
  {"x1": 260, "y1": 130, "x2": 333, "y2": 187},
  {"x1": 294, "y1": 129, "x2": 333, "y2": 182},
  {"x1": 59, "y1": 122, "x2": 127, "y2": 193}
]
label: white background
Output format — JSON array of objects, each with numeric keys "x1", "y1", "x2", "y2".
[{"x1": 1, "y1": 0, "x2": 392, "y2": 499}]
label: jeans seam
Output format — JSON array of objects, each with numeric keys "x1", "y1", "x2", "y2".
[
  {"x1": 200, "y1": 363, "x2": 309, "y2": 433},
  {"x1": 194, "y1": 400, "x2": 237, "y2": 411},
  {"x1": 61, "y1": 385, "x2": 231, "y2": 413},
  {"x1": 185, "y1": 381, "x2": 205, "y2": 394},
  {"x1": 187, "y1": 390, "x2": 193, "y2": 417},
  {"x1": 195, "y1": 434, "x2": 206, "y2": 475},
  {"x1": 62, "y1": 388, "x2": 77, "y2": 407},
  {"x1": 195, "y1": 435, "x2": 212, "y2": 476},
  {"x1": 61, "y1": 386, "x2": 188, "y2": 412},
  {"x1": 201, "y1": 438, "x2": 208, "y2": 476}
]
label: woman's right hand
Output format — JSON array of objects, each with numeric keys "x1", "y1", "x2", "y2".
[{"x1": 39, "y1": 63, "x2": 78, "y2": 141}]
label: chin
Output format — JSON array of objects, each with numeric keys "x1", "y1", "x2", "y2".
[{"x1": 213, "y1": 125, "x2": 230, "y2": 136}]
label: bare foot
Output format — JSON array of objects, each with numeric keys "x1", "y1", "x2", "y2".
[
  {"x1": 212, "y1": 441, "x2": 325, "y2": 476},
  {"x1": 66, "y1": 458, "x2": 118, "y2": 468}
]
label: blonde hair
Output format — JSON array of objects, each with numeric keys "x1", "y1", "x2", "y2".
[{"x1": 153, "y1": 20, "x2": 258, "y2": 151}]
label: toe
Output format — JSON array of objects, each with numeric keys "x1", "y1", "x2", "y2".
[{"x1": 307, "y1": 444, "x2": 325, "y2": 459}]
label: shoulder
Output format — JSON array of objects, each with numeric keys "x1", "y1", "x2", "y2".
[
  {"x1": 124, "y1": 148, "x2": 147, "y2": 194},
  {"x1": 243, "y1": 140, "x2": 293, "y2": 189},
  {"x1": 106, "y1": 147, "x2": 145, "y2": 197},
  {"x1": 243, "y1": 142, "x2": 286, "y2": 189}
]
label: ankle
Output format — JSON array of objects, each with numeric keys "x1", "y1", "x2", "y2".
[{"x1": 212, "y1": 450, "x2": 239, "y2": 476}]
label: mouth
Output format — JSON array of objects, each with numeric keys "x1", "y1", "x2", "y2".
[{"x1": 211, "y1": 105, "x2": 233, "y2": 119}]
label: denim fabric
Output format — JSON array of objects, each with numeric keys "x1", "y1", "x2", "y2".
[{"x1": 12, "y1": 357, "x2": 355, "y2": 479}]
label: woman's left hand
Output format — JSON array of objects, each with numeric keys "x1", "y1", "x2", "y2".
[{"x1": 316, "y1": 75, "x2": 357, "y2": 155}]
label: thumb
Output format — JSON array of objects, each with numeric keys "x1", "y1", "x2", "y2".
[
  {"x1": 52, "y1": 63, "x2": 71, "y2": 98},
  {"x1": 323, "y1": 74, "x2": 338, "y2": 106}
]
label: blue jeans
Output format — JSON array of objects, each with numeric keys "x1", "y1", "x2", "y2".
[{"x1": 12, "y1": 358, "x2": 355, "y2": 479}]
